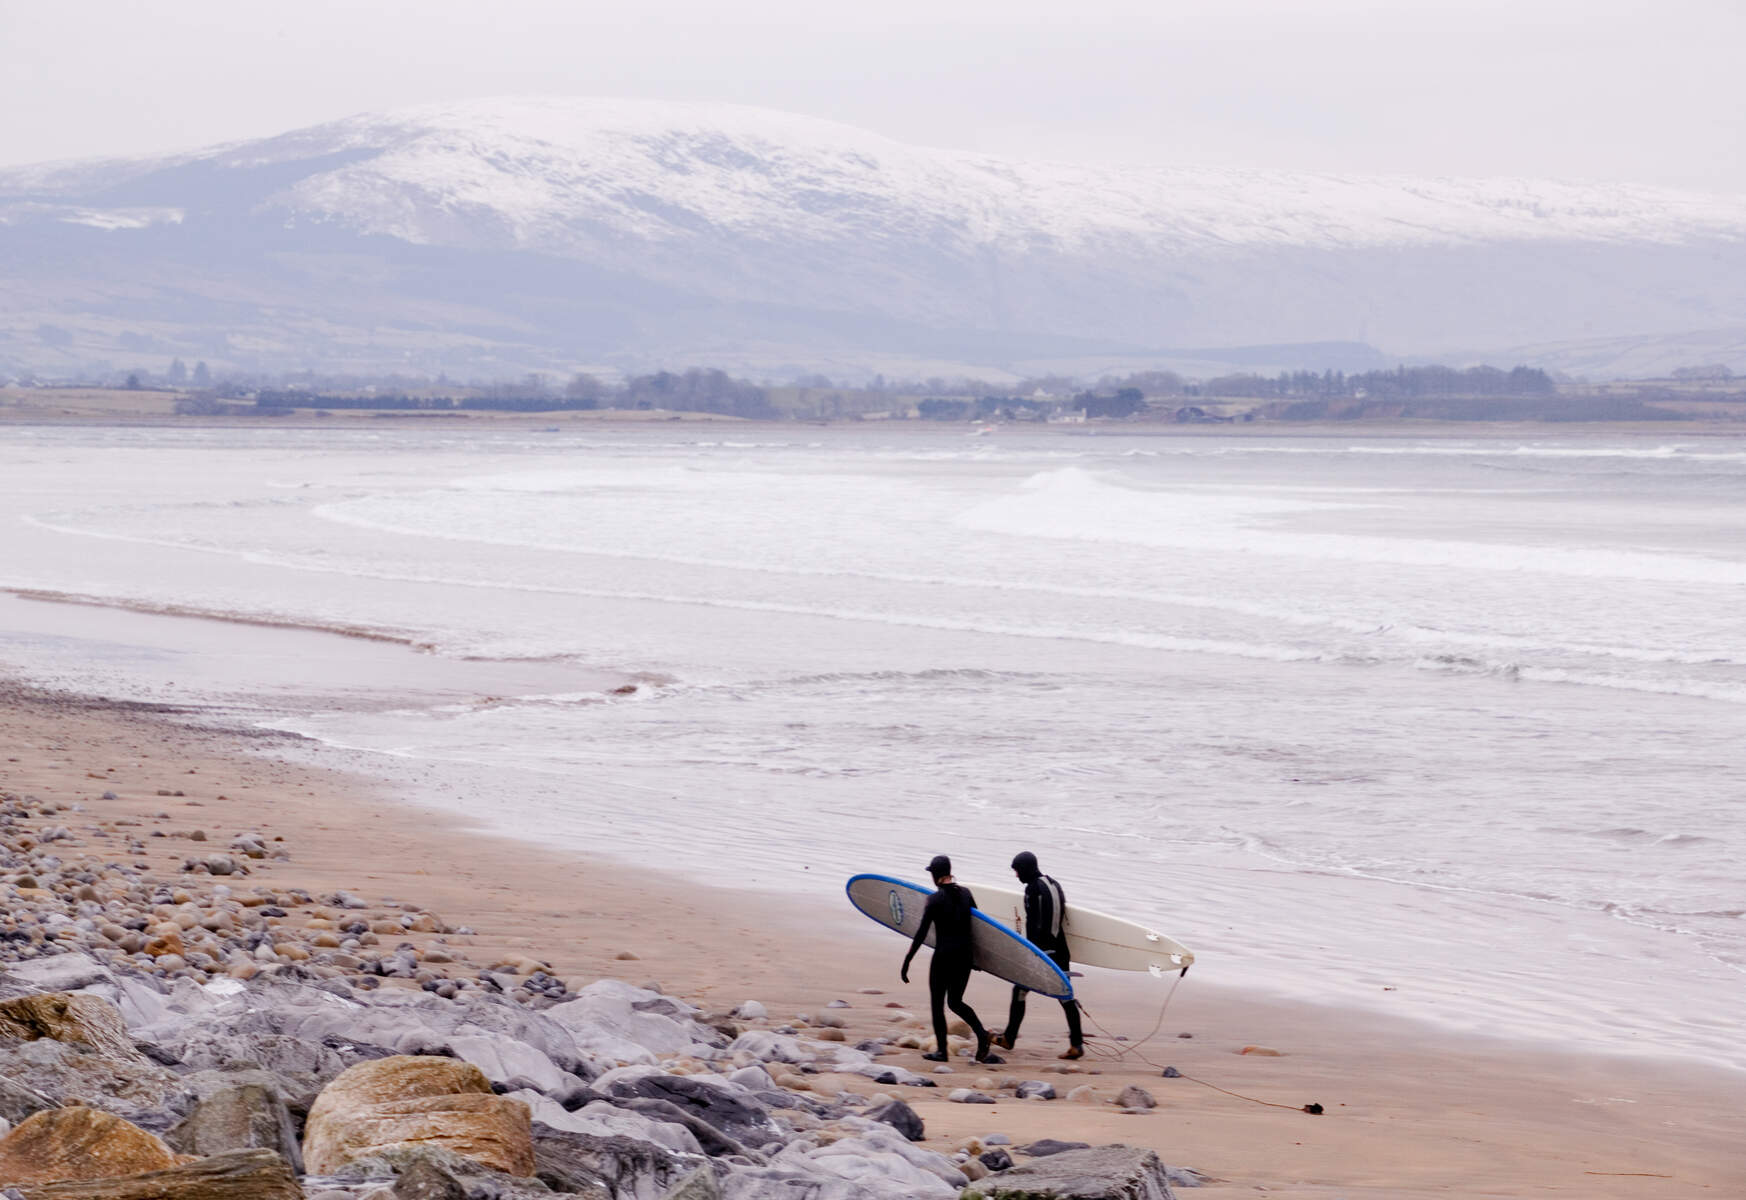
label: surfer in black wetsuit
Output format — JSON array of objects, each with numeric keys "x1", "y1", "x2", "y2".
[
  {"x1": 991, "y1": 850, "x2": 1085, "y2": 1059},
  {"x1": 900, "y1": 854, "x2": 1003, "y2": 1064}
]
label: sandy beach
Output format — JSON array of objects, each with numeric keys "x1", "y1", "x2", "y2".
[{"x1": 3, "y1": 678, "x2": 1740, "y2": 1199}]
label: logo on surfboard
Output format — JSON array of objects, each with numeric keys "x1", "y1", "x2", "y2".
[{"x1": 888, "y1": 890, "x2": 904, "y2": 925}]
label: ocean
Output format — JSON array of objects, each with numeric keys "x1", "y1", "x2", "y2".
[{"x1": 1, "y1": 423, "x2": 1741, "y2": 1068}]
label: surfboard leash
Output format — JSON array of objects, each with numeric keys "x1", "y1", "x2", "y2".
[{"x1": 1076, "y1": 981, "x2": 1325, "y2": 1115}]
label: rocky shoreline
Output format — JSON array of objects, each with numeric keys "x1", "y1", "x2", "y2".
[{"x1": 0, "y1": 785, "x2": 1199, "y2": 1199}]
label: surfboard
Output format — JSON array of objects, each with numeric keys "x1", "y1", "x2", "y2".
[
  {"x1": 844, "y1": 874, "x2": 1073, "y2": 1000},
  {"x1": 969, "y1": 882, "x2": 1194, "y2": 977}
]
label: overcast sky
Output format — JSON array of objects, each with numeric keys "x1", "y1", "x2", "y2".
[{"x1": 3, "y1": 0, "x2": 1743, "y2": 190}]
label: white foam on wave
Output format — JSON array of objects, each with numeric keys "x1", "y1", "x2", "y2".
[
  {"x1": 1201, "y1": 441, "x2": 1746, "y2": 462},
  {"x1": 22, "y1": 510, "x2": 1327, "y2": 665},
  {"x1": 314, "y1": 491, "x2": 1746, "y2": 670},
  {"x1": 30, "y1": 498, "x2": 1746, "y2": 702},
  {"x1": 956, "y1": 466, "x2": 1746, "y2": 585}
]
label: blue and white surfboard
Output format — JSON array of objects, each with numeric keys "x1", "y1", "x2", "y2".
[{"x1": 845, "y1": 873, "x2": 1073, "y2": 999}]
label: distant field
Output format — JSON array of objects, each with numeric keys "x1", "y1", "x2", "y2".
[{"x1": 0, "y1": 387, "x2": 184, "y2": 419}]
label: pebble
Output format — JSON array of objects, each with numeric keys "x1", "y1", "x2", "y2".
[
  {"x1": 1066, "y1": 1085, "x2": 1097, "y2": 1103},
  {"x1": 1117, "y1": 1085, "x2": 1156, "y2": 1109},
  {"x1": 948, "y1": 1088, "x2": 996, "y2": 1104}
]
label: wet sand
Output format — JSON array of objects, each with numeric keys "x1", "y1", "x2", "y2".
[{"x1": 1, "y1": 679, "x2": 1741, "y2": 1198}]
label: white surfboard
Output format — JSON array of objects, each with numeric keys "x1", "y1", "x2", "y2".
[{"x1": 969, "y1": 882, "x2": 1195, "y2": 976}]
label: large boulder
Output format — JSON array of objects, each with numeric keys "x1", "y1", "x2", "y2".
[
  {"x1": 596, "y1": 1072, "x2": 777, "y2": 1148},
  {"x1": 0, "y1": 958, "x2": 114, "y2": 998},
  {"x1": 531, "y1": 1124, "x2": 702, "y2": 1200},
  {"x1": 545, "y1": 983, "x2": 714, "y2": 1066},
  {"x1": 303, "y1": 1056, "x2": 533, "y2": 1177},
  {"x1": 0, "y1": 995, "x2": 146, "y2": 1065},
  {"x1": 961, "y1": 1144, "x2": 1178, "y2": 1200},
  {"x1": 15, "y1": 1147, "x2": 302, "y2": 1200},
  {"x1": 445, "y1": 1033, "x2": 571, "y2": 1094},
  {"x1": 512, "y1": 1094, "x2": 701, "y2": 1157},
  {"x1": 801, "y1": 1124, "x2": 965, "y2": 1194},
  {"x1": 0, "y1": 1108, "x2": 180, "y2": 1188},
  {"x1": 165, "y1": 1083, "x2": 302, "y2": 1173},
  {"x1": 0, "y1": 1039, "x2": 182, "y2": 1129}
]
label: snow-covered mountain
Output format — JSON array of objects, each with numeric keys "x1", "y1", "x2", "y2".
[{"x1": 5, "y1": 96, "x2": 1745, "y2": 380}]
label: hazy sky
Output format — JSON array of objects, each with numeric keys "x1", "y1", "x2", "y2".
[{"x1": 4, "y1": 0, "x2": 1743, "y2": 189}]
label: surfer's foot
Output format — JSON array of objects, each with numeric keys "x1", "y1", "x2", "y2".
[
  {"x1": 990, "y1": 1032, "x2": 1014, "y2": 1050},
  {"x1": 1058, "y1": 1045, "x2": 1084, "y2": 1060},
  {"x1": 973, "y1": 1031, "x2": 1006, "y2": 1064},
  {"x1": 921, "y1": 1051, "x2": 948, "y2": 1062}
]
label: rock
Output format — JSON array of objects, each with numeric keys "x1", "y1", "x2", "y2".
[
  {"x1": 1015, "y1": 1080, "x2": 1057, "y2": 1101},
  {"x1": 1066, "y1": 1085, "x2": 1097, "y2": 1104},
  {"x1": 1160, "y1": 1067, "x2": 1181, "y2": 1079},
  {"x1": 602, "y1": 1097, "x2": 750, "y2": 1160},
  {"x1": 979, "y1": 1148, "x2": 1014, "y2": 1171},
  {"x1": 444, "y1": 1035, "x2": 569, "y2": 1095},
  {"x1": 530, "y1": 1125, "x2": 696, "y2": 1200},
  {"x1": 657, "y1": 1166, "x2": 720, "y2": 1200},
  {"x1": 947, "y1": 1089, "x2": 995, "y2": 1105},
  {"x1": 734, "y1": 1002, "x2": 765, "y2": 1021},
  {"x1": 962, "y1": 1145, "x2": 1179, "y2": 1199},
  {"x1": 1116, "y1": 1086, "x2": 1155, "y2": 1110},
  {"x1": 598, "y1": 1071, "x2": 777, "y2": 1147},
  {"x1": 0, "y1": 1108, "x2": 179, "y2": 1187},
  {"x1": 725, "y1": 1067, "x2": 771, "y2": 1092},
  {"x1": 0, "y1": 1037, "x2": 181, "y2": 1127},
  {"x1": 165, "y1": 1084, "x2": 302, "y2": 1174},
  {"x1": 1238, "y1": 1045, "x2": 1283, "y2": 1056},
  {"x1": 0, "y1": 995, "x2": 147, "y2": 1065},
  {"x1": 546, "y1": 982, "x2": 714, "y2": 1063},
  {"x1": 315, "y1": 1145, "x2": 558, "y2": 1200},
  {"x1": 1018, "y1": 1139, "x2": 1092, "y2": 1158},
  {"x1": 0, "y1": 958, "x2": 112, "y2": 995},
  {"x1": 18, "y1": 1148, "x2": 302, "y2": 1200},
  {"x1": 866, "y1": 1099, "x2": 924, "y2": 1142},
  {"x1": 389, "y1": 1157, "x2": 467, "y2": 1200},
  {"x1": 302, "y1": 1056, "x2": 534, "y2": 1177},
  {"x1": 613, "y1": 952, "x2": 638, "y2": 962}
]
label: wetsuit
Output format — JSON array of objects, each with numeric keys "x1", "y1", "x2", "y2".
[
  {"x1": 902, "y1": 882, "x2": 990, "y2": 1057},
  {"x1": 1004, "y1": 869, "x2": 1084, "y2": 1051}
]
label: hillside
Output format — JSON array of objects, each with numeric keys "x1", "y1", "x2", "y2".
[{"x1": 3, "y1": 97, "x2": 1745, "y2": 380}]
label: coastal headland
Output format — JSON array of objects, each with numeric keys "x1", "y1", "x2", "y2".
[{"x1": 0, "y1": 676, "x2": 1740, "y2": 1198}]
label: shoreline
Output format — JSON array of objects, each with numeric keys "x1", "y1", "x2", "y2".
[
  {"x1": 2, "y1": 393, "x2": 1744, "y2": 439},
  {"x1": 2, "y1": 678, "x2": 1740, "y2": 1197}
]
